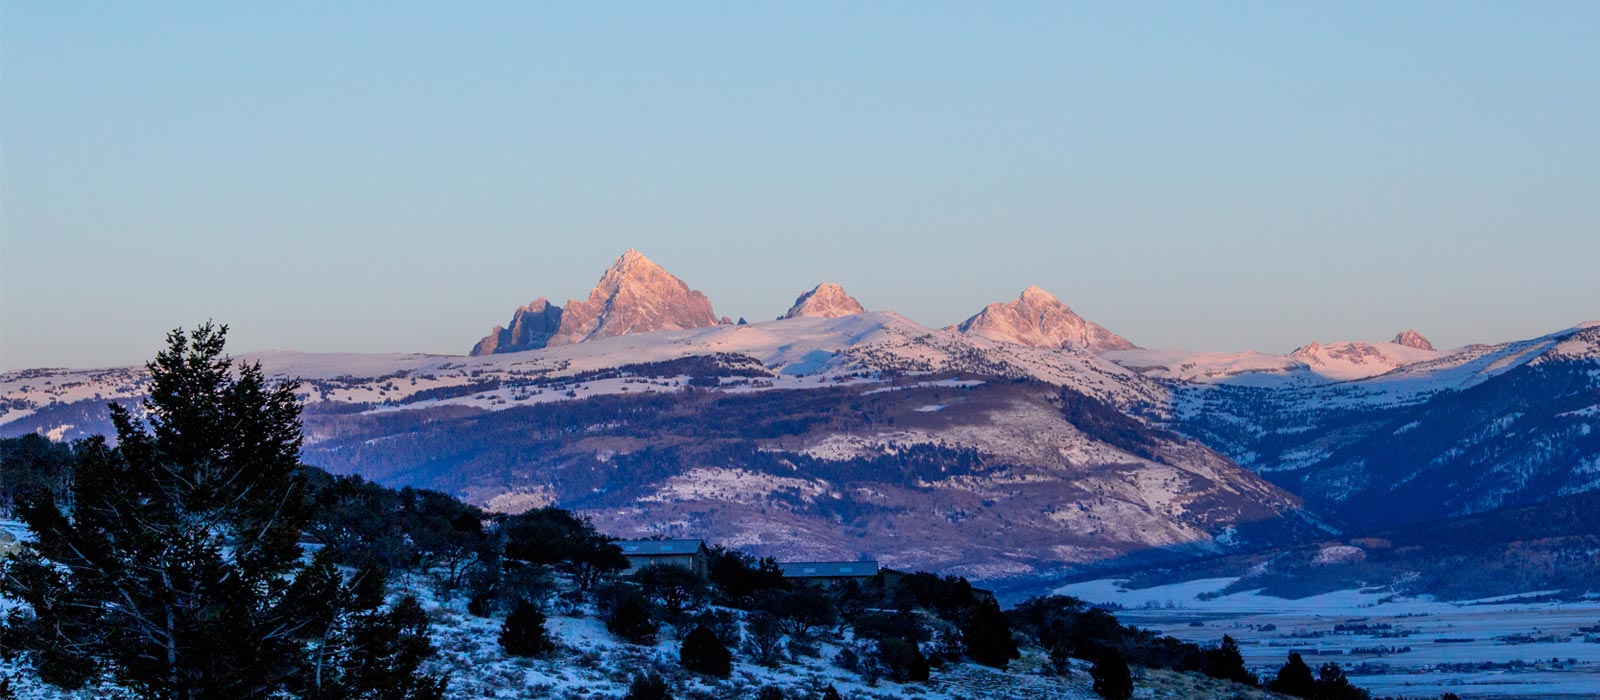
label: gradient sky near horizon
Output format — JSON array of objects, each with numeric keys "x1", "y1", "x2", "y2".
[{"x1": 3, "y1": 2, "x2": 1597, "y2": 370}]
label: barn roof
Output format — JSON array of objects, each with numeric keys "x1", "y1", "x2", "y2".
[
  {"x1": 779, "y1": 561, "x2": 880, "y2": 578},
  {"x1": 615, "y1": 539, "x2": 706, "y2": 556}
]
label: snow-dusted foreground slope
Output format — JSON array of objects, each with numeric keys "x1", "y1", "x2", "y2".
[{"x1": 0, "y1": 571, "x2": 1279, "y2": 700}]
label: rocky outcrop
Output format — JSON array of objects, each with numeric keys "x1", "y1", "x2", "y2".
[
  {"x1": 953, "y1": 286, "x2": 1136, "y2": 351},
  {"x1": 782, "y1": 283, "x2": 866, "y2": 319},
  {"x1": 1392, "y1": 329, "x2": 1435, "y2": 351},
  {"x1": 471, "y1": 298, "x2": 563, "y2": 355}
]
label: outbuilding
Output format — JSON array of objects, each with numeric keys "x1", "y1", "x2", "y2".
[{"x1": 616, "y1": 539, "x2": 710, "y2": 578}]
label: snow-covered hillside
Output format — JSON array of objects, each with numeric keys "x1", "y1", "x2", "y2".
[
  {"x1": 1163, "y1": 323, "x2": 1600, "y2": 527},
  {"x1": 0, "y1": 312, "x2": 1299, "y2": 583},
  {"x1": 3, "y1": 310, "x2": 1595, "y2": 584}
]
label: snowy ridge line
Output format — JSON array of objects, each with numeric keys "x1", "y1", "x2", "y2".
[{"x1": 1, "y1": 312, "x2": 1168, "y2": 427}]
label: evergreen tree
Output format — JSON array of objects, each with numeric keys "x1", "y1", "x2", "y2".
[
  {"x1": 819, "y1": 685, "x2": 842, "y2": 700},
  {"x1": 678, "y1": 624, "x2": 733, "y2": 677},
  {"x1": 4, "y1": 325, "x2": 310, "y2": 696},
  {"x1": 960, "y1": 598, "x2": 1020, "y2": 669},
  {"x1": 499, "y1": 600, "x2": 555, "y2": 657},
  {"x1": 1201, "y1": 635, "x2": 1256, "y2": 686},
  {"x1": 338, "y1": 590, "x2": 446, "y2": 700},
  {"x1": 1090, "y1": 646, "x2": 1134, "y2": 700},
  {"x1": 1315, "y1": 662, "x2": 1370, "y2": 700},
  {"x1": 0, "y1": 324, "x2": 444, "y2": 699},
  {"x1": 1269, "y1": 653, "x2": 1317, "y2": 698}
]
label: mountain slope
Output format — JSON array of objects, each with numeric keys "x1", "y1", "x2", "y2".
[
  {"x1": 297, "y1": 376, "x2": 1303, "y2": 580},
  {"x1": 5, "y1": 291, "x2": 1593, "y2": 586},
  {"x1": 0, "y1": 312, "x2": 1300, "y2": 583},
  {"x1": 1165, "y1": 323, "x2": 1600, "y2": 529}
]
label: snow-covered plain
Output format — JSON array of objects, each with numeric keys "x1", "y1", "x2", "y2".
[{"x1": 1058, "y1": 578, "x2": 1600, "y2": 699}]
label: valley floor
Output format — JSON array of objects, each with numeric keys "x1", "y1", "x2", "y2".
[{"x1": 1058, "y1": 578, "x2": 1600, "y2": 699}]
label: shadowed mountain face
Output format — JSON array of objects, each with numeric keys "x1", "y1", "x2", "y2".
[
  {"x1": 470, "y1": 250, "x2": 718, "y2": 355},
  {"x1": 953, "y1": 286, "x2": 1137, "y2": 352},
  {"x1": 470, "y1": 298, "x2": 563, "y2": 356}
]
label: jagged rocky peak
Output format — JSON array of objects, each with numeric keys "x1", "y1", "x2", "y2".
[
  {"x1": 550, "y1": 249, "x2": 719, "y2": 345},
  {"x1": 952, "y1": 285, "x2": 1137, "y2": 351},
  {"x1": 1392, "y1": 329, "x2": 1435, "y2": 351},
  {"x1": 469, "y1": 249, "x2": 719, "y2": 355},
  {"x1": 470, "y1": 298, "x2": 563, "y2": 356},
  {"x1": 782, "y1": 283, "x2": 866, "y2": 319}
]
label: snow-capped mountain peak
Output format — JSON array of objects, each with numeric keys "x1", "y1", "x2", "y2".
[
  {"x1": 470, "y1": 250, "x2": 719, "y2": 355},
  {"x1": 782, "y1": 283, "x2": 866, "y2": 319},
  {"x1": 1392, "y1": 329, "x2": 1435, "y2": 351},
  {"x1": 550, "y1": 249, "x2": 719, "y2": 345},
  {"x1": 952, "y1": 286, "x2": 1137, "y2": 352}
]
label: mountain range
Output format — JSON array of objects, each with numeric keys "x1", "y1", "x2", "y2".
[{"x1": 3, "y1": 249, "x2": 1595, "y2": 591}]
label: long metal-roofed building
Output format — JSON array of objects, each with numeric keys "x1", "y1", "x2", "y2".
[
  {"x1": 778, "y1": 560, "x2": 880, "y2": 584},
  {"x1": 615, "y1": 539, "x2": 710, "y2": 577}
]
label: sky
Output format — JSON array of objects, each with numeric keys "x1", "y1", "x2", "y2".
[{"x1": 2, "y1": 2, "x2": 1597, "y2": 370}]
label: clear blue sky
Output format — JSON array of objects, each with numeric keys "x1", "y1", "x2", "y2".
[{"x1": 3, "y1": 2, "x2": 1597, "y2": 370}]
